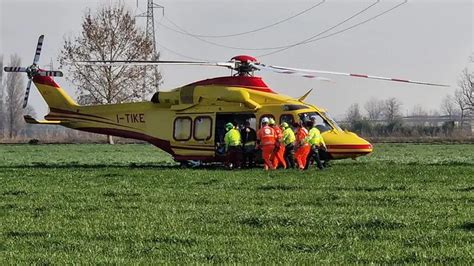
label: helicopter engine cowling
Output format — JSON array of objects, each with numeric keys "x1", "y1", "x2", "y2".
[
  {"x1": 150, "y1": 91, "x2": 180, "y2": 106},
  {"x1": 151, "y1": 85, "x2": 261, "y2": 110}
]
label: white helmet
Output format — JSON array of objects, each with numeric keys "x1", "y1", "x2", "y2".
[{"x1": 261, "y1": 117, "x2": 270, "y2": 124}]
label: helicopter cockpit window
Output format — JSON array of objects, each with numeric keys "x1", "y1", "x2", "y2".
[
  {"x1": 283, "y1": 104, "x2": 309, "y2": 111},
  {"x1": 194, "y1": 116, "x2": 212, "y2": 141},
  {"x1": 174, "y1": 117, "x2": 192, "y2": 141},
  {"x1": 299, "y1": 112, "x2": 332, "y2": 133},
  {"x1": 322, "y1": 112, "x2": 342, "y2": 131}
]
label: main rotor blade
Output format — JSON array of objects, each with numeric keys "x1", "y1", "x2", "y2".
[
  {"x1": 23, "y1": 79, "x2": 32, "y2": 109},
  {"x1": 74, "y1": 60, "x2": 236, "y2": 69},
  {"x1": 4, "y1": 67, "x2": 28, "y2": 72},
  {"x1": 252, "y1": 63, "x2": 449, "y2": 87},
  {"x1": 252, "y1": 64, "x2": 331, "y2": 81},
  {"x1": 33, "y1": 35, "x2": 44, "y2": 65},
  {"x1": 38, "y1": 70, "x2": 63, "y2": 77}
]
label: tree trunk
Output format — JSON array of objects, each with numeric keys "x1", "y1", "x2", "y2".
[{"x1": 107, "y1": 135, "x2": 114, "y2": 145}]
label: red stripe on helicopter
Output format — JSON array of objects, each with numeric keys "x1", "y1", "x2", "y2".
[
  {"x1": 391, "y1": 78, "x2": 409, "y2": 83},
  {"x1": 33, "y1": 76, "x2": 60, "y2": 88},
  {"x1": 329, "y1": 151, "x2": 372, "y2": 155},
  {"x1": 326, "y1": 144, "x2": 373, "y2": 150},
  {"x1": 45, "y1": 114, "x2": 137, "y2": 130},
  {"x1": 350, "y1": 74, "x2": 369, "y2": 78},
  {"x1": 189, "y1": 76, "x2": 275, "y2": 93},
  {"x1": 49, "y1": 108, "x2": 113, "y2": 121}
]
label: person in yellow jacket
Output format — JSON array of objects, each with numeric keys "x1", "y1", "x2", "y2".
[
  {"x1": 304, "y1": 120, "x2": 327, "y2": 170},
  {"x1": 281, "y1": 122, "x2": 296, "y2": 169},
  {"x1": 224, "y1": 122, "x2": 242, "y2": 169}
]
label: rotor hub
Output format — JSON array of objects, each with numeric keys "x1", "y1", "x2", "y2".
[
  {"x1": 26, "y1": 64, "x2": 39, "y2": 79},
  {"x1": 231, "y1": 55, "x2": 258, "y2": 76}
]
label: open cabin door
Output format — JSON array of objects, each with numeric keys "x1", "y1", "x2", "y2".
[
  {"x1": 215, "y1": 113, "x2": 256, "y2": 156},
  {"x1": 171, "y1": 113, "x2": 216, "y2": 161}
]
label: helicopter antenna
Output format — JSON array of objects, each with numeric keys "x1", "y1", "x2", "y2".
[{"x1": 136, "y1": 0, "x2": 164, "y2": 91}]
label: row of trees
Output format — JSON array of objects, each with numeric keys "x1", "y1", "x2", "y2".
[{"x1": 343, "y1": 64, "x2": 474, "y2": 138}]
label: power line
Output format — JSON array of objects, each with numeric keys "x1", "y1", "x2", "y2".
[
  {"x1": 258, "y1": 0, "x2": 408, "y2": 57},
  {"x1": 154, "y1": 0, "x2": 407, "y2": 61},
  {"x1": 158, "y1": 0, "x2": 382, "y2": 51},
  {"x1": 161, "y1": 0, "x2": 326, "y2": 38},
  {"x1": 156, "y1": 42, "x2": 214, "y2": 61}
]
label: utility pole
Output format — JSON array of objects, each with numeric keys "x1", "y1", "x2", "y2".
[{"x1": 136, "y1": 0, "x2": 164, "y2": 92}]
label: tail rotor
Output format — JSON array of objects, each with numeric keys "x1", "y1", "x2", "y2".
[{"x1": 3, "y1": 35, "x2": 63, "y2": 108}]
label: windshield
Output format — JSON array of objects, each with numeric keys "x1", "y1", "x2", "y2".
[
  {"x1": 322, "y1": 112, "x2": 342, "y2": 131},
  {"x1": 298, "y1": 112, "x2": 333, "y2": 133}
]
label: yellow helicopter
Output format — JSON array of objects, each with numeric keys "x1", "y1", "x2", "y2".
[{"x1": 4, "y1": 35, "x2": 447, "y2": 165}]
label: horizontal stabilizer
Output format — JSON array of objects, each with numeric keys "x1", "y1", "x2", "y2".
[{"x1": 24, "y1": 115, "x2": 63, "y2": 125}]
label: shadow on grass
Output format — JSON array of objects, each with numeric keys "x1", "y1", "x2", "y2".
[
  {"x1": 5, "y1": 231, "x2": 49, "y2": 238},
  {"x1": 2, "y1": 190, "x2": 28, "y2": 196},
  {"x1": 102, "y1": 190, "x2": 142, "y2": 197},
  {"x1": 238, "y1": 214, "x2": 304, "y2": 228},
  {"x1": 451, "y1": 186, "x2": 474, "y2": 192},
  {"x1": 148, "y1": 235, "x2": 197, "y2": 247},
  {"x1": 348, "y1": 217, "x2": 406, "y2": 230},
  {"x1": 0, "y1": 162, "x2": 250, "y2": 171},
  {"x1": 332, "y1": 185, "x2": 407, "y2": 192},
  {"x1": 457, "y1": 222, "x2": 474, "y2": 231},
  {"x1": 257, "y1": 184, "x2": 301, "y2": 191},
  {"x1": 281, "y1": 242, "x2": 336, "y2": 254}
]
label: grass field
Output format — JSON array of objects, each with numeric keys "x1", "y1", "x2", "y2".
[{"x1": 1, "y1": 143, "x2": 473, "y2": 264}]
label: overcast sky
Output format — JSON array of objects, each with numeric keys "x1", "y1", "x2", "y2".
[{"x1": 1, "y1": 0, "x2": 473, "y2": 119}]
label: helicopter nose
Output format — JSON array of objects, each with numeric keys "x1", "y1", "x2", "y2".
[{"x1": 326, "y1": 131, "x2": 373, "y2": 158}]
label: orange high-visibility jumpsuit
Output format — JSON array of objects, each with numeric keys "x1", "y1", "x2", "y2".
[
  {"x1": 271, "y1": 125, "x2": 287, "y2": 169},
  {"x1": 294, "y1": 127, "x2": 310, "y2": 170},
  {"x1": 257, "y1": 125, "x2": 277, "y2": 170}
]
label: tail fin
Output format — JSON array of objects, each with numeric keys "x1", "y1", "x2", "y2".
[{"x1": 32, "y1": 75, "x2": 78, "y2": 110}]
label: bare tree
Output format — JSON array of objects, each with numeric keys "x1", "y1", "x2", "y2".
[
  {"x1": 383, "y1": 97, "x2": 402, "y2": 123},
  {"x1": 409, "y1": 104, "x2": 428, "y2": 126},
  {"x1": 59, "y1": 3, "x2": 161, "y2": 144},
  {"x1": 364, "y1": 98, "x2": 384, "y2": 121},
  {"x1": 454, "y1": 89, "x2": 468, "y2": 127},
  {"x1": 441, "y1": 94, "x2": 456, "y2": 119},
  {"x1": 345, "y1": 103, "x2": 363, "y2": 124},
  {"x1": 457, "y1": 68, "x2": 474, "y2": 113},
  {"x1": 0, "y1": 54, "x2": 4, "y2": 138},
  {"x1": 410, "y1": 104, "x2": 428, "y2": 117},
  {"x1": 4, "y1": 54, "x2": 25, "y2": 139}
]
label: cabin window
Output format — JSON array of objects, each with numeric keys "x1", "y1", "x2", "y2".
[
  {"x1": 194, "y1": 116, "x2": 212, "y2": 141},
  {"x1": 173, "y1": 117, "x2": 192, "y2": 141},
  {"x1": 283, "y1": 104, "x2": 308, "y2": 111},
  {"x1": 279, "y1": 114, "x2": 294, "y2": 126},
  {"x1": 299, "y1": 112, "x2": 332, "y2": 133}
]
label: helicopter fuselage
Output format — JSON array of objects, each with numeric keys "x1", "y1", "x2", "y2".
[{"x1": 32, "y1": 75, "x2": 373, "y2": 163}]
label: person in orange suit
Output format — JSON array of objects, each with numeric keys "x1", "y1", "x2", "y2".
[
  {"x1": 294, "y1": 121, "x2": 310, "y2": 170},
  {"x1": 269, "y1": 118, "x2": 287, "y2": 169},
  {"x1": 257, "y1": 117, "x2": 277, "y2": 170}
]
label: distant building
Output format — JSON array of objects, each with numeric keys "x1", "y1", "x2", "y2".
[{"x1": 401, "y1": 115, "x2": 472, "y2": 132}]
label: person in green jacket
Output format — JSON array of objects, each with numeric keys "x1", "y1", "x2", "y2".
[
  {"x1": 224, "y1": 122, "x2": 242, "y2": 169},
  {"x1": 281, "y1": 122, "x2": 296, "y2": 169},
  {"x1": 305, "y1": 120, "x2": 326, "y2": 170}
]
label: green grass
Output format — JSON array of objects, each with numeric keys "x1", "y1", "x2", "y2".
[{"x1": 0, "y1": 143, "x2": 473, "y2": 264}]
